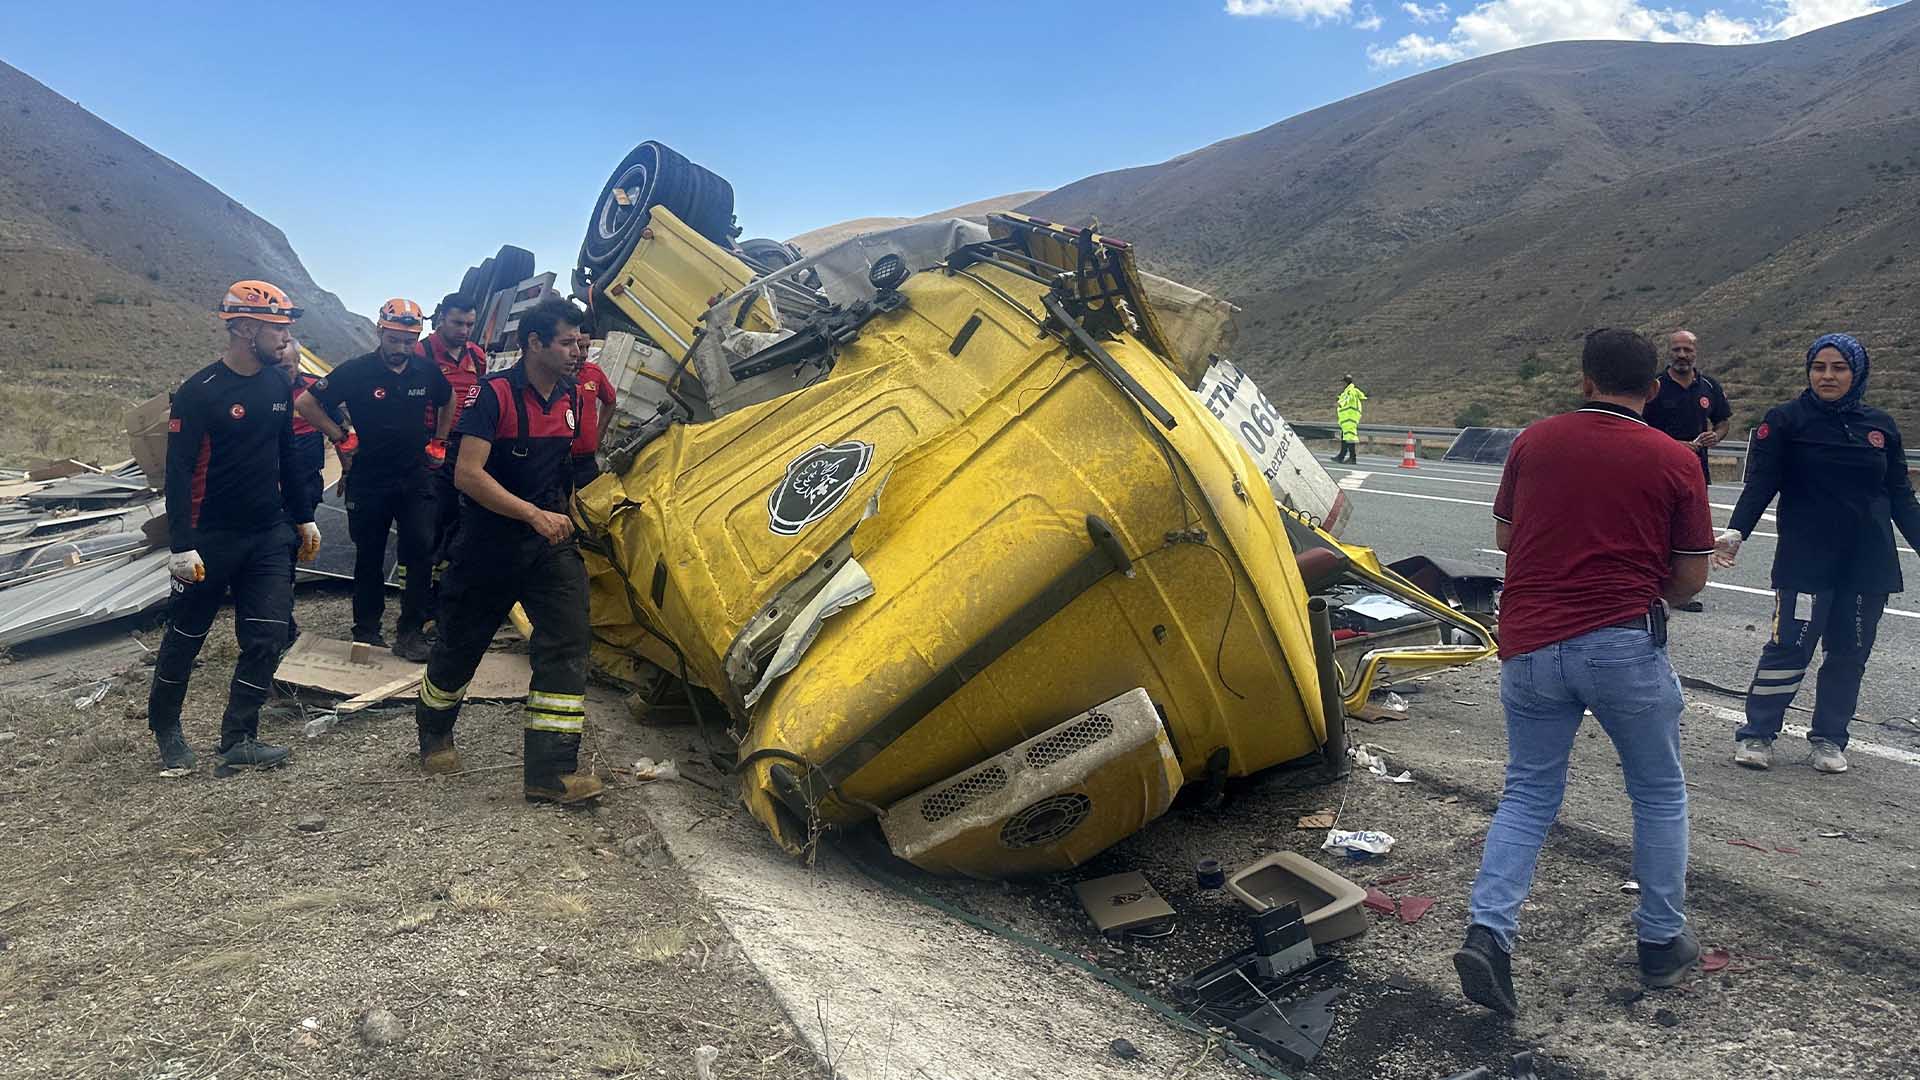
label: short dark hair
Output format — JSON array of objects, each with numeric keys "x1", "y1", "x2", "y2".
[
  {"x1": 1582, "y1": 328, "x2": 1658, "y2": 395},
  {"x1": 517, "y1": 298, "x2": 584, "y2": 350},
  {"x1": 439, "y1": 293, "x2": 476, "y2": 316}
]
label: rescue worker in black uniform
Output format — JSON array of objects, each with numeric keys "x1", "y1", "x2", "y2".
[
  {"x1": 295, "y1": 298, "x2": 452, "y2": 661},
  {"x1": 276, "y1": 336, "x2": 342, "y2": 647},
  {"x1": 147, "y1": 280, "x2": 322, "y2": 772},
  {"x1": 415, "y1": 299, "x2": 603, "y2": 804},
  {"x1": 1716, "y1": 333, "x2": 1920, "y2": 775}
]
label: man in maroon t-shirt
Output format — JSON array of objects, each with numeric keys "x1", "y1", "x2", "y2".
[{"x1": 1453, "y1": 328, "x2": 1714, "y2": 1019}]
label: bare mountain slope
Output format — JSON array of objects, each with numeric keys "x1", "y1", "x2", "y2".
[
  {"x1": 0, "y1": 60, "x2": 373, "y2": 462},
  {"x1": 1020, "y1": 3, "x2": 1920, "y2": 431}
]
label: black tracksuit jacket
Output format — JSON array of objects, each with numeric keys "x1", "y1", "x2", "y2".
[{"x1": 1728, "y1": 390, "x2": 1920, "y2": 594}]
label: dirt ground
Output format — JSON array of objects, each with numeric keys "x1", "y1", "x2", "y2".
[{"x1": 0, "y1": 590, "x2": 808, "y2": 1080}]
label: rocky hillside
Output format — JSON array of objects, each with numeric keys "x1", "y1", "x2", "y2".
[
  {"x1": 1021, "y1": 4, "x2": 1920, "y2": 434},
  {"x1": 0, "y1": 61, "x2": 373, "y2": 464}
]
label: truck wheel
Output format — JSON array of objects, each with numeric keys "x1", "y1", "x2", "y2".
[{"x1": 577, "y1": 141, "x2": 736, "y2": 288}]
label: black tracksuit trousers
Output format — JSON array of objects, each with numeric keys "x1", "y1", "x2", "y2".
[
  {"x1": 345, "y1": 469, "x2": 434, "y2": 642},
  {"x1": 416, "y1": 538, "x2": 591, "y2": 789},
  {"x1": 146, "y1": 524, "x2": 296, "y2": 751}
]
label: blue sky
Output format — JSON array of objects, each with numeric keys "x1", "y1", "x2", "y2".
[{"x1": 0, "y1": 0, "x2": 1897, "y2": 321}]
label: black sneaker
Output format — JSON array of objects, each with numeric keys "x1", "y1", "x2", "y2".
[
  {"x1": 154, "y1": 727, "x2": 197, "y2": 770},
  {"x1": 1638, "y1": 927, "x2": 1701, "y2": 988},
  {"x1": 392, "y1": 628, "x2": 431, "y2": 663},
  {"x1": 216, "y1": 737, "x2": 291, "y2": 772},
  {"x1": 1676, "y1": 600, "x2": 1705, "y2": 613},
  {"x1": 1454, "y1": 924, "x2": 1519, "y2": 1017}
]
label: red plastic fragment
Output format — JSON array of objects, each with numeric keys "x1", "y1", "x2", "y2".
[
  {"x1": 1726, "y1": 839, "x2": 1770, "y2": 853},
  {"x1": 1702, "y1": 948, "x2": 1731, "y2": 973},
  {"x1": 1363, "y1": 887, "x2": 1397, "y2": 915},
  {"x1": 1398, "y1": 897, "x2": 1435, "y2": 924},
  {"x1": 1775, "y1": 846, "x2": 1801, "y2": 855}
]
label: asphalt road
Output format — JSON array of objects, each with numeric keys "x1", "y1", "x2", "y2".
[{"x1": 1327, "y1": 451, "x2": 1920, "y2": 729}]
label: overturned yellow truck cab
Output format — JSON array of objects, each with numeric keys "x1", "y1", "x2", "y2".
[{"x1": 570, "y1": 143, "x2": 1495, "y2": 877}]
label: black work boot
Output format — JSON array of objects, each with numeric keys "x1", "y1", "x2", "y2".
[
  {"x1": 1454, "y1": 924, "x2": 1519, "y2": 1018},
  {"x1": 1638, "y1": 927, "x2": 1701, "y2": 988},
  {"x1": 352, "y1": 628, "x2": 389, "y2": 650},
  {"x1": 393, "y1": 627, "x2": 431, "y2": 664},
  {"x1": 523, "y1": 729, "x2": 604, "y2": 805},
  {"x1": 216, "y1": 737, "x2": 291, "y2": 773},
  {"x1": 419, "y1": 728, "x2": 463, "y2": 774},
  {"x1": 154, "y1": 726, "x2": 197, "y2": 771}
]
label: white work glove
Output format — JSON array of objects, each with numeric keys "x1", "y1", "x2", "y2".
[
  {"x1": 169, "y1": 550, "x2": 206, "y2": 584},
  {"x1": 296, "y1": 521, "x2": 322, "y2": 563},
  {"x1": 1713, "y1": 528, "x2": 1742, "y2": 569}
]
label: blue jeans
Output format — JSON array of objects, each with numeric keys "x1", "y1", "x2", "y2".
[{"x1": 1468, "y1": 627, "x2": 1689, "y2": 951}]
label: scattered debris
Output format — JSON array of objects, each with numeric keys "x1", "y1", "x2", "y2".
[
  {"x1": 294, "y1": 814, "x2": 327, "y2": 833},
  {"x1": 1296, "y1": 811, "x2": 1338, "y2": 830},
  {"x1": 275, "y1": 636, "x2": 531, "y2": 703},
  {"x1": 356, "y1": 1007, "x2": 404, "y2": 1047},
  {"x1": 1363, "y1": 888, "x2": 1397, "y2": 915},
  {"x1": 693, "y1": 1044, "x2": 719, "y2": 1080},
  {"x1": 1173, "y1": 901, "x2": 1338, "y2": 1070},
  {"x1": 1621, "y1": 880, "x2": 1641, "y2": 893},
  {"x1": 1397, "y1": 897, "x2": 1435, "y2": 924},
  {"x1": 1323, "y1": 829, "x2": 1396, "y2": 857},
  {"x1": 1108, "y1": 1037, "x2": 1141, "y2": 1061},
  {"x1": 631, "y1": 757, "x2": 681, "y2": 783},
  {"x1": 1074, "y1": 871, "x2": 1175, "y2": 936},
  {"x1": 1702, "y1": 948, "x2": 1731, "y2": 973},
  {"x1": 1225, "y1": 852, "x2": 1370, "y2": 945},
  {"x1": 1817, "y1": 829, "x2": 1848, "y2": 839},
  {"x1": 1196, "y1": 859, "x2": 1226, "y2": 890},
  {"x1": 1726, "y1": 838, "x2": 1771, "y2": 853},
  {"x1": 1654, "y1": 1008, "x2": 1681, "y2": 1028}
]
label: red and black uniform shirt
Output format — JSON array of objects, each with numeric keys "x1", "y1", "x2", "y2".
[
  {"x1": 454, "y1": 363, "x2": 580, "y2": 541},
  {"x1": 571, "y1": 361, "x2": 617, "y2": 458},
  {"x1": 1492, "y1": 403, "x2": 1715, "y2": 658},
  {"x1": 164, "y1": 359, "x2": 312, "y2": 552},
  {"x1": 416, "y1": 333, "x2": 489, "y2": 453},
  {"x1": 309, "y1": 351, "x2": 451, "y2": 484},
  {"x1": 289, "y1": 370, "x2": 344, "y2": 475}
]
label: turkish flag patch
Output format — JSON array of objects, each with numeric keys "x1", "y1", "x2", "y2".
[
  {"x1": 1698, "y1": 396, "x2": 1711, "y2": 410},
  {"x1": 372, "y1": 386, "x2": 388, "y2": 400},
  {"x1": 229, "y1": 403, "x2": 246, "y2": 420},
  {"x1": 167, "y1": 418, "x2": 182, "y2": 433},
  {"x1": 1755, "y1": 423, "x2": 1770, "y2": 440},
  {"x1": 1868, "y1": 430, "x2": 1886, "y2": 448}
]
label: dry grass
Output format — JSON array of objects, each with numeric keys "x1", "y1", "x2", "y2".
[
  {"x1": 631, "y1": 926, "x2": 691, "y2": 965},
  {"x1": 533, "y1": 892, "x2": 592, "y2": 920},
  {"x1": 448, "y1": 882, "x2": 507, "y2": 914},
  {"x1": 390, "y1": 906, "x2": 441, "y2": 935},
  {"x1": 179, "y1": 948, "x2": 258, "y2": 979}
]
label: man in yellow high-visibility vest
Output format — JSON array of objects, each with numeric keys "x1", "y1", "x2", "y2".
[{"x1": 1333, "y1": 375, "x2": 1367, "y2": 463}]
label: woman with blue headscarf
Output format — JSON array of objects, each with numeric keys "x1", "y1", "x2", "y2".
[{"x1": 1715, "y1": 334, "x2": 1920, "y2": 773}]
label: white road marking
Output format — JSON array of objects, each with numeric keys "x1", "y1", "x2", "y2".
[
  {"x1": 1695, "y1": 702, "x2": 1920, "y2": 767},
  {"x1": 1343, "y1": 487, "x2": 1500, "y2": 508},
  {"x1": 1467, "y1": 549, "x2": 1920, "y2": 619},
  {"x1": 1337, "y1": 471, "x2": 1371, "y2": 490}
]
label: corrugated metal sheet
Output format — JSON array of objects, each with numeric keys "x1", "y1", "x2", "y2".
[{"x1": 0, "y1": 549, "x2": 171, "y2": 647}]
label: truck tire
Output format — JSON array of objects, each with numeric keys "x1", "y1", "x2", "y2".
[
  {"x1": 492, "y1": 245, "x2": 535, "y2": 292},
  {"x1": 470, "y1": 256, "x2": 497, "y2": 307},
  {"x1": 577, "y1": 141, "x2": 735, "y2": 288},
  {"x1": 458, "y1": 264, "x2": 483, "y2": 308}
]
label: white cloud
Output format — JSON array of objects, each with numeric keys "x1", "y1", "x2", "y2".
[
  {"x1": 1402, "y1": 1, "x2": 1452, "y2": 20},
  {"x1": 1357, "y1": 4, "x2": 1387, "y2": 28},
  {"x1": 1226, "y1": 0, "x2": 1356, "y2": 21},
  {"x1": 1366, "y1": 0, "x2": 1887, "y2": 67}
]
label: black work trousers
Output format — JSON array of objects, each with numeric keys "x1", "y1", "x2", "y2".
[
  {"x1": 430, "y1": 463, "x2": 461, "y2": 566},
  {"x1": 417, "y1": 535, "x2": 591, "y2": 789},
  {"x1": 345, "y1": 468, "x2": 433, "y2": 641},
  {"x1": 1738, "y1": 588, "x2": 1887, "y2": 749},
  {"x1": 146, "y1": 524, "x2": 295, "y2": 751}
]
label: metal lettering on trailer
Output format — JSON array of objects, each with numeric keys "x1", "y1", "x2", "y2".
[{"x1": 767, "y1": 441, "x2": 874, "y2": 536}]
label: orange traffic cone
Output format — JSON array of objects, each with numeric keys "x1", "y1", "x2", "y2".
[{"x1": 1399, "y1": 431, "x2": 1419, "y2": 469}]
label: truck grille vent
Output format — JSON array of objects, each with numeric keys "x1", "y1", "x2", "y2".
[
  {"x1": 1024, "y1": 712, "x2": 1115, "y2": 770},
  {"x1": 999, "y1": 793, "x2": 1093, "y2": 850},
  {"x1": 919, "y1": 765, "x2": 1009, "y2": 823}
]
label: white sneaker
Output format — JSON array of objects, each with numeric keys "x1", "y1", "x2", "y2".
[
  {"x1": 1733, "y1": 738, "x2": 1773, "y2": 770},
  {"x1": 1808, "y1": 739, "x2": 1849, "y2": 774}
]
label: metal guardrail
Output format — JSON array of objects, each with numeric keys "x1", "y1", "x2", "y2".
[{"x1": 1295, "y1": 421, "x2": 1918, "y2": 465}]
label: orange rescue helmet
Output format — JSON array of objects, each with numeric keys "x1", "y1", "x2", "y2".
[
  {"x1": 217, "y1": 280, "x2": 302, "y2": 323},
  {"x1": 376, "y1": 297, "x2": 426, "y2": 334}
]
